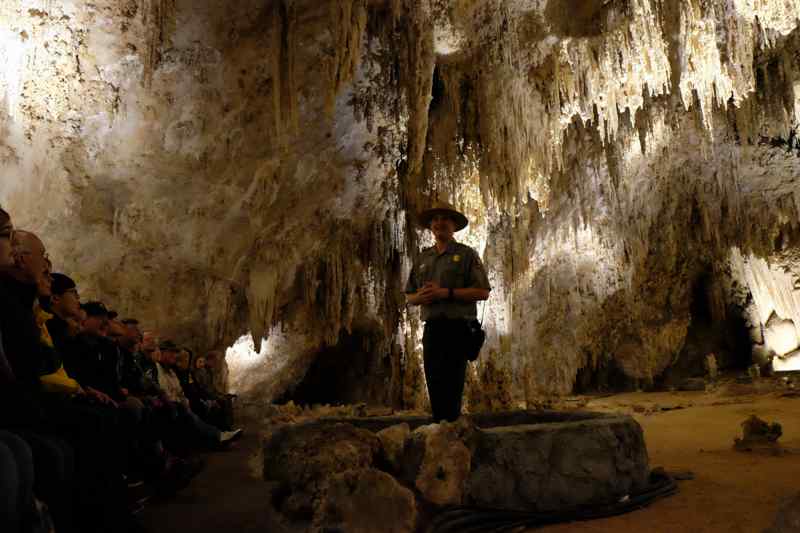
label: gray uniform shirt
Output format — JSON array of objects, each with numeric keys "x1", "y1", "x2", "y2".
[{"x1": 405, "y1": 241, "x2": 491, "y2": 321}]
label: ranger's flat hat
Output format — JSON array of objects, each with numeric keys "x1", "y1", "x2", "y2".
[{"x1": 418, "y1": 200, "x2": 468, "y2": 232}]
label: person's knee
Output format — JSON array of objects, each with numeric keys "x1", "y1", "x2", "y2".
[
  {"x1": 120, "y1": 397, "x2": 145, "y2": 424},
  {"x1": 0, "y1": 441, "x2": 19, "y2": 501},
  {"x1": 0, "y1": 432, "x2": 33, "y2": 467},
  {"x1": 20, "y1": 432, "x2": 73, "y2": 485}
]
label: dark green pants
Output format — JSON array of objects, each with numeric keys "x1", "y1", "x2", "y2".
[{"x1": 423, "y1": 319, "x2": 469, "y2": 422}]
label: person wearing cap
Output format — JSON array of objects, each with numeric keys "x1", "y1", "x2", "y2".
[
  {"x1": 157, "y1": 341, "x2": 243, "y2": 447},
  {"x1": 405, "y1": 201, "x2": 491, "y2": 422},
  {"x1": 46, "y1": 273, "x2": 82, "y2": 353},
  {"x1": 37, "y1": 276, "x2": 82, "y2": 396},
  {"x1": 61, "y1": 301, "x2": 129, "y2": 408},
  {"x1": 155, "y1": 341, "x2": 186, "y2": 406},
  {"x1": 118, "y1": 319, "x2": 162, "y2": 399}
]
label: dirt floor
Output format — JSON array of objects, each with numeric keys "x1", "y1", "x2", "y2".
[
  {"x1": 141, "y1": 380, "x2": 800, "y2": 533},
  {"x1": 139, "y1": 433, "x2": 274, "y2": 533},
  {"x1": 539, "y1": 384, "x2": 800, "y2": 533}
]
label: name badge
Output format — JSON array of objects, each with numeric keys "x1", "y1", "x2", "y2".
[{"x1": 453, "y1": 255, "x2": 461, "y2": 262}]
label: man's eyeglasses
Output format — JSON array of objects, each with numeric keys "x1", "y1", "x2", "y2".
[{"x1": 15, "y1": 249, "x2": 49, "y2": 262}]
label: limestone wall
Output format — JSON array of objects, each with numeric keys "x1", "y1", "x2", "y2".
[{"x1": 1, "y1": 0, "x2": 799, "y2": 407}]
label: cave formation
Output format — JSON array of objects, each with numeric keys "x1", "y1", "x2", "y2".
[
  {"x1": 1, "y1": 0, "x2": 798, "y2": 407},
  {"x1": 2, "y1": 0, "x2": 800, "y2": 530}
]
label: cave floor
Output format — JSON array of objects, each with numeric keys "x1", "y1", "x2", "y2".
[
  {"x1": 140, "y1": 381, "x2": 800, "y2": 533},
  {"x1": 138, "y1": 432, "x2": 275, "y2": 533},
  {"x1": 542, "y1": 382, "x2": 800, "y2": 533}
]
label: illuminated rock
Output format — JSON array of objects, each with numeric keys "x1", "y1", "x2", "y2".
[
  {"x1": 263, "y1": 422, "x2": 381, "y2": 518},
  {"x1": 764, "y1": 316, "x2": 800, "y2": 357},
  {"x1": 0, "y1": 0, "x2": 799, "y2": 405},
  {"x1": 401, "y1": 419, "x2": 477, "y2": 506}
]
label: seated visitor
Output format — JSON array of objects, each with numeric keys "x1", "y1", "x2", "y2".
[
  {"x1": 205, "y1": 349, "x2": 230, "y2": 396},
  {"x1": 118, "y1": 319, "x2": 163, "y2": 401},
  {"x1": 61, "y1": 301, "x2": 126, "y2": 404},
  {"x1": 0, "y1": 209, "x2": 44, "y2": 533},
  {"x1": 157, "y1": 342, "x2": 242, "y2": 447},
  {"x1": 191, "y1": 354, "x2": 234, "y2": 430}
]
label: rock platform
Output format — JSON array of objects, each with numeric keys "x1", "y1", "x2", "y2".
[{"x1": 263, "y1": 410, "x2": 650, "y2": 531}]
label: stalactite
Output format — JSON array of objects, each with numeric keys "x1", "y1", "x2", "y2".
[
  {"x1": 327, "y1": 0, "x2": 368, "y2": 112},
  {"x1": 396, "y1": 0, "x2": 435, "y2": 208},
  {"x1": 267, "y1": 0, "x2": 298, "y2": 145},
  {"x1": 141, "y1": 0, "x2": 176, "y2": 86}
]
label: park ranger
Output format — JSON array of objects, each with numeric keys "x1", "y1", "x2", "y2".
[{"x1": 405, "y1": 201, "x2": 491, "y2": 422}]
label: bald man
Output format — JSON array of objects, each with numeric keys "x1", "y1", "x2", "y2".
[
  {"x1": 11, "y1": 230, "x2": 51, "y2": 297},
  {"x1": 0, "y1": 230, "x2": 56, "y2": 384}
]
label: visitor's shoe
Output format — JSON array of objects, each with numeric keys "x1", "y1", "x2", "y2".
[
  {"x1": 219, "y1": 428, "x2": 243, "y2": 444},
  {"x1": 128, "y1": 499, "x2": 147, "y2": 516},
  {"x1": 123, "y1": 473, "x2": 146, "y2": 489},
  {"x1": 127, "y1": 479, "x2": 153, "y2": 510}
]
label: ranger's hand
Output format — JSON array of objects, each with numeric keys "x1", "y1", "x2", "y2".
[{"x1": 418, "y1": 282, "x2": 447, "y2": 304}]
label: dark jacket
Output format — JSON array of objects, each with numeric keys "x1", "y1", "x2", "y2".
[
  {"x1": 62, "y1": 334, "x2": 123, "y2": 399},
  {"x1": 0, "y1": 330, "x2": 14, "y2": 385},
  {"x1": 0, "y1": 274, "x2": 59, "y2": 384},
  {"x1": 120, "y1": 348, "x2": 161, "y2": 396},
  {"x1": 0, "y1": 274, "x2": 49, "y2": 426},
  {"x1": 46, "y1": 314, "x2": 71, "y2": 355}
]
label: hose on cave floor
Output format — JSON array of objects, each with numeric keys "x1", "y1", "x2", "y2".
[{"x1": 428, "y1": 469, "x2": 679, "y2": 533}]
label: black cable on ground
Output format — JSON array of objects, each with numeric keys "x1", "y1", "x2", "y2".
[{"x1": 429, "y1": 469, "x2": 679, "y2": 533}]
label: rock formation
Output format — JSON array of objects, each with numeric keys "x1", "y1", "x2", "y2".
[{"x1": 1, "y1": 0, "x2": 799, "y2": 408}]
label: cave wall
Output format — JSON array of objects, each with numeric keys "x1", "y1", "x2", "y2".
[
  {"x1": 2, "y1": 0, "x2": 800, "y2": 408},
  {"x1": 0, "y1": 0, "x2": 410, "y2": 407}
]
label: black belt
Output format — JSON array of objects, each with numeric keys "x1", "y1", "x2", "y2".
[{"x1": 425, "y1": 317, "x2": 472, "y2": 324}]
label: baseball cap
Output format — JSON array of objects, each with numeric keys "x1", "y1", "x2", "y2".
[
  {"x1": 50, "y1": 273, "x2": 77, "y2": 296},
  {"x1": 81, "y1": 301, "x2": 110, "y2": 317}
]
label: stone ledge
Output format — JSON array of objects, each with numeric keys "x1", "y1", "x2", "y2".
[
  {"x1": 262, "y1": 410, "x2": 650, "y2": 523},
  {"x1": 467, "y1": 415, "x2": 650, "y2": 512}
]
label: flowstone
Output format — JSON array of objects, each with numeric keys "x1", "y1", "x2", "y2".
[{"x1": 262, "y1": 410, "x2": 651, "y2": 529}]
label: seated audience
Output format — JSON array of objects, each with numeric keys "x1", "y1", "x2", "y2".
[{"x1": 0, "y1": 205, "x2": 244, "y2": 532}]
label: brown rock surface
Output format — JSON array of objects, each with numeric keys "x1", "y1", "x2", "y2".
[
  {"x1": 263, "y1": 423, "x2": 381, "y2": 518},
  {"x1": 402, "y1": 420, "x2": 476, "y2": 506},
  {"x1": 467, "y1": 415, "x2": 650, "y2": 512},
  {"x1": 313, "y1": 468, "x2": 417, "y2": 533},
  {"x1": 376, "y1": 422, "x2": 411, "y2": 474}
]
